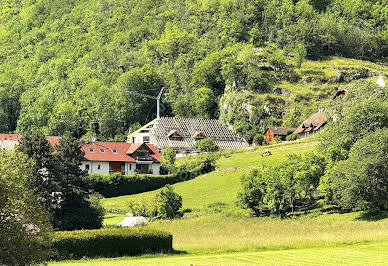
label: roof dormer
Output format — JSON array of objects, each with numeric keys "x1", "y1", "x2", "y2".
[
  {"x1": 192, "y1": 131, "x2": 207, "y2": 140},
  {"x1": 168, "y1": 130, "x2": 184, "y2": 141}
]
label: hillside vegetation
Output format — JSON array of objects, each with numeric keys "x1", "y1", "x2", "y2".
[{"x1": 0, "y1": 0, "x2": 387, "y2": 141}]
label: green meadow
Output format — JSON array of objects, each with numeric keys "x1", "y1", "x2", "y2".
[{"x1": 54, "y1": 139, "x2": 388, "y2": 265}]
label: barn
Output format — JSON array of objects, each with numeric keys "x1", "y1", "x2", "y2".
[{"x1": 263, "y1": 127, "x2": 294, "y2": 143}]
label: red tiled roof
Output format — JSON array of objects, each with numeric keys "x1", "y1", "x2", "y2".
[
  {"x1": 82, "y1": 142, "x2": 162, "y2": 163},
  {"x1": 0, "y1": 134, "x2": 61, "y2": 146},
  {"x1": 0, "y1": 134, "x2": 22, "y2": 141},
  {"x1": 0, "y1": 134, "x2": 162, "y2": 163},
  {"x1": 294, "y1": 112, "x2": 326, "y2": 135}
]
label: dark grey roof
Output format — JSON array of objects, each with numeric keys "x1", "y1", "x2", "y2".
[
  {"x1": 150, "y1": 117, "x2": 247, "y2": 150},
  {"x1": 266, "y1": 127, "x2": 295, "y2": 136}
]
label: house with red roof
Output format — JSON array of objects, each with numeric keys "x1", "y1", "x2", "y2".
[
  {"x1": 0, "y1": 134, "x2": 161, "y2": 175},
  {"x1": 81, "y1": 142, "x2": 161, "y2": 175}
]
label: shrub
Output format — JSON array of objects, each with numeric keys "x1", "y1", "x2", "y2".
[
  {"x1": 161, "y1": 147, "x2": 176, "y2": 174},
  {"x1": 155, "y1": 185, "x2": 183, "y2": 219},
  {"x1": 52, "y1": 227, "x2": 173, "y2": 260},
  {"x1": 195, "y1": 138, "x2": 219, "y2": 152},
  {"x1": 253, "y1": 134, "x2": 264, "y2": 145},
  {"x1": 286, "y1": 133, "x2": 298, "y2": 141},
  {"x1": 237, "y1": 169, "x2": 266, "y2": 216},
  {"x1": 128, "y1": 199, "x2": 157, "y2": 217}
]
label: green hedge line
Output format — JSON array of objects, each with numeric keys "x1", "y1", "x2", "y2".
[
  {"x1": 52, "y1": 227, "x2": 173, "y2": 260},
  {"x1": 87, "y1": 154, "x2": 215, "y2": 198}
]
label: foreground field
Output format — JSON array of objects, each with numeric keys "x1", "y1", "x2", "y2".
[{"x1": 52, "y1": 240, "x2": 388, "y2": 265}]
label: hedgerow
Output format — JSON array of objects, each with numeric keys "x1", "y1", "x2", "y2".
[
  {"x1": 51, "y1": 227, "x2": 173, "y2": 260},
  {"x1": 87, "y1": 154, "x2": 216, "y2": 197}
]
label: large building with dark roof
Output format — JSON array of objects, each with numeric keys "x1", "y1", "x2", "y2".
[{"x1": 128, "y1": 117, "x2": 248, "y2": 156}]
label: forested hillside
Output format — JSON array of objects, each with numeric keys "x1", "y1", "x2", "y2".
[{"x1": 0, "y1": 0, "x2": 387, "y2": 141}]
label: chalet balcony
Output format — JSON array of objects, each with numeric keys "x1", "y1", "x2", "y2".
[
  {"x1": 136, "y1": 156, "x2": 153, "y2": 161},
  {"x1": 135, "y1": 169, "x2": 153, "y2": 174}
]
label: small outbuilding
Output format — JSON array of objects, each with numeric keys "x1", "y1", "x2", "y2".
[{"x1": 263, "y1": 127, "x2": 295, "y2": 143}]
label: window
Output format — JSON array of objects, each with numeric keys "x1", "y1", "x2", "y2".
[
  {"x1": 143, "y1": 136, "x2": 150, "y2": 142},
  {"x1": 100, "y1": 148, "x2": 105, "y2": 153},
  {"x1": 89, "y1": 148, "x2": 94, "y2": 152},
  {"x1": 109, "y1": 164, "x2": 113, "y2": 172},
  {"x1": 98, "y1": 165, "x2": 101, "y2": 170},
  {"x1": 112, "y1": 149, "x2": 118, "y2": 153},
  {"x1": 85, "y1": 164, "x2": 90, "y2": 170},
  {"x1": 129, "y1": 164, "x2": 132, "y2": 170}
]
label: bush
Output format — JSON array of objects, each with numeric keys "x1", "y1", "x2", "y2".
[
  {"x1": 195, "y1": 138, "x2": 219, "y2": 152},
  {"x1": 52, "y1": 227, "x2": 173, "y2": 260},
  {"x1": 286, "y1": 133, "x2": 298, "y2": 141},
  {"x1": 253, "y1": 134, "x2": 264, "y2": 145},
  {"x1": 155, "y1": 185, "x2": 183, "y2": 219},
  {"x1": 161, "y1": 147, "x2": 176, "y2": 174},
  {"x1": 128, "y1": 199, "x2": 157, "y2": 217}
]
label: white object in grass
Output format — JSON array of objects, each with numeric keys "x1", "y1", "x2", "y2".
[{"x1": 118, "y1": 216, "x2": 147, "y2": 227}]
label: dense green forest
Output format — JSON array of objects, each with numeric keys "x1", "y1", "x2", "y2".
[{"x1": 0, "y1": 0, "x2": 387, "y2": 141}]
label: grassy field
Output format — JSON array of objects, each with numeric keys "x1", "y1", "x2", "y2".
[
  {"x1": 52, "y1": 239, "x2": 388, "y2": 265},
  {"x1": 56, "y1": 139, "x2": 388, "y2": 265},
  {"x1": 102, "y1": 140, "x2": 317, "y2": 217}
]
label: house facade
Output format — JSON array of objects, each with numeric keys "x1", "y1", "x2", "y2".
[
  {"x1": 128, "y1": 117, "x2": 248, "y2": 157},
  {"x1": 294, "y1": 107, "x2": 326, "y2": 138},
  {"x1": 81, "y1": 142, "x2": 161, "y2": 175},
  {"x1": 263, "y1": 127, "x2": 294, "y2": 143},
  {"x1": 0, "y1": 134, "x2": 161, "y2": 175}
]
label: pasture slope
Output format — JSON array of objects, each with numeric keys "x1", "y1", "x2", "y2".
[{"x1": 52, "y1": 139, "x2": 388, "y2": 265}]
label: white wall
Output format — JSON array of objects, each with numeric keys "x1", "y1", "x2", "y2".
[
  {"x1": 152, "y1": 163, "x2": 161, "y2": 175},
  {"x1": 81, "y1": 161, "x2": 110, "y2": 175},
  {"x1": 82, "y1": 161, "x2": 160, "y2": 175},
  {"x1": 125, "y1": 162, "x2": 136, "y2": 175},
  {"x1": 128, "y1": 132, "x2": 149, "y2": 143}
]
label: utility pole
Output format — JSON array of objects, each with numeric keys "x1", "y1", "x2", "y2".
[{"x1": 119, "y1": 87, "x2": 165, "y2": 118}]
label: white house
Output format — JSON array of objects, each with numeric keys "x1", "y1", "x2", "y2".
[
  {"x1": 80, "y1": 142, "x2": 161, "y2": 175},
  {"x1": 128, "y1": 117, "x2": 248, "y2": 157},
  {"x1": 0, "y1": 134, "x2": 161, "y2": 175}
]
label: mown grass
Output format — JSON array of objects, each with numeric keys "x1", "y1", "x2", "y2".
[{"x1": 51, "y1": 240, "x2": 388, "y2": 265}]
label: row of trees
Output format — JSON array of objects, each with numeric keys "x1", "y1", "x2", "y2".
[
  {"x1": 238, "y1": 80, "x2": 388, "y2": 215},
  {"x1": 0, "y1": 0, "x2": 386, "y2": 141}
]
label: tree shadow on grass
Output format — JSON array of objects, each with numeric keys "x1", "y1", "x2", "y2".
[
  {"x1": 356, "y1": 210, "x2": 388, "y2": 221},
  {"x1": 169, "y1": 250, "x2": 187, "y2": 255}
]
